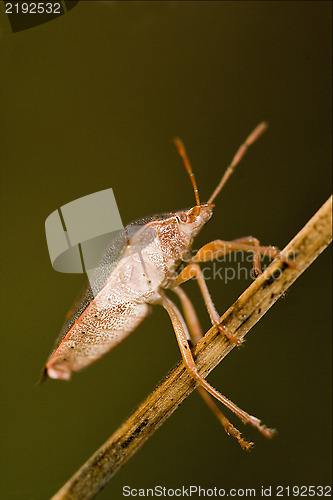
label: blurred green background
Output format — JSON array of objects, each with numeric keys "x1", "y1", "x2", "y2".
[{"x1": 0, "y1": 1, "x2": 331, "y2": 499}]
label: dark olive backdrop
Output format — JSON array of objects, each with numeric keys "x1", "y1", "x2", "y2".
[{"x1": 0, "y1": 2, "x2": 331, "y2": 499}]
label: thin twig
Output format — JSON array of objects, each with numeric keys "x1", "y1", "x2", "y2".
[{"x1": 51, "y1": 196, "x2": 332, "y2": 500}]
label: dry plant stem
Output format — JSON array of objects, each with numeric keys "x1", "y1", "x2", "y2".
[{"x1": 51, "y1": 195, "x2": 332, "y2": 500}]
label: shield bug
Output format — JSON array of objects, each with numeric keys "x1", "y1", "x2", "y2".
[{"x1": 43, "y1": 123, "x2": 292, "y2": 449}]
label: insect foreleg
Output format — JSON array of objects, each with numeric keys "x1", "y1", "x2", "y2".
[
  {"x1": 173, "y1": 286, "x2": 254, "y2": 450},
  {"x1": 230, "y1": 236, "x2": 262, "y2": 277},
  {"x1": 173, "y1": 263, "x2": 243, "y2": 345},
  {"x1": 192, "y1": 238, "x2": 297, "y2": 272},
  {"x1": 160, "y1": 294, "x2": 275, "y2": 438}
]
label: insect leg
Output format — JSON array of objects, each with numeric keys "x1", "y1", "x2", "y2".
[
  {"x1": 174, "y1": 263, "x2": 243, "y2": 345},
  {"x1": 160, "y1": 293, "x2": 275, "y2": 438},
  {"x1": 172, "y1": 286, "x2": 254, "y2": 450},
  {"x1": 172, "y1": 285, "x2": 202, "y2": 345},
  {"x1": 198, "y1": 236, "x2": 262, "y2": 276},
  {"x1": 234, "y1": 237, "x2": 261, "y2": 277},
  {"x1": 192, "y1": 238, "x2": 297, "y2": 271}
]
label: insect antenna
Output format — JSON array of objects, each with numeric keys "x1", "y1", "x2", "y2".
[
  {"x1": 208, "y1": 122, "x2": 268, "y2": 204},
  {"x1": 173, "y1": 137, "x2": 201, "y2": 214}
]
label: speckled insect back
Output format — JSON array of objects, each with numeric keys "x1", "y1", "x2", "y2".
[{"x1": 44, "y1": 123, "x2": 293, "y2": 449}]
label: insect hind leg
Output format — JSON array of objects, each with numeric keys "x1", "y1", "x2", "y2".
[
  {"x1": 160, "y1": 293, "x2": 275, "y2": 440},
  {"x1": 173, "y1": 286, "x2": 254, "y2": 450}
]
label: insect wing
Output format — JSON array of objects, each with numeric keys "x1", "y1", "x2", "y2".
[{"x1": 44, "y1": 214, "x2": 170, "y2": 379}]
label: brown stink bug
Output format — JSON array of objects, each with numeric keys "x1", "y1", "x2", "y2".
[{"x1": 43, "y1": 123, "x2": 291, "y2": 449}]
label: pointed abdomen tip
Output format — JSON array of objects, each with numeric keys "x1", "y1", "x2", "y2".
[{"x1": 46, "y1": 363, "x2": 72, "y2": 381}]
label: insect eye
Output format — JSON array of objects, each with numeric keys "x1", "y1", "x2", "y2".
[{"x1": 179, "y1": 212, "x2": 187, "y2": 223}]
